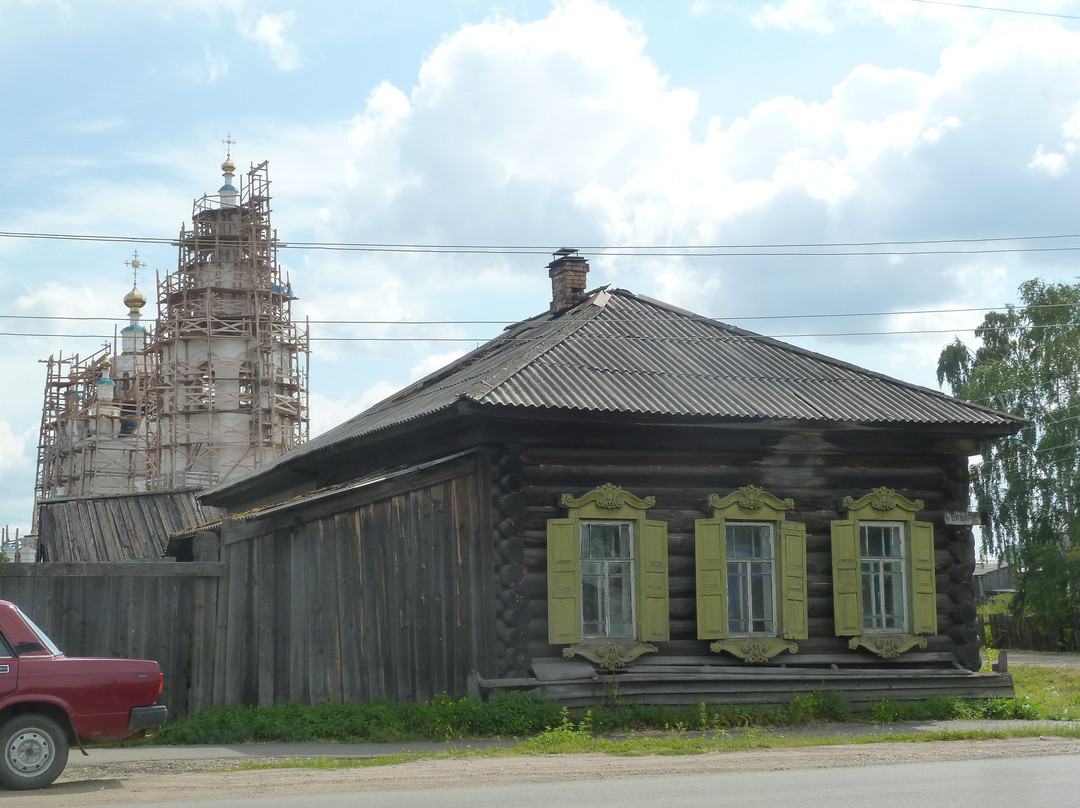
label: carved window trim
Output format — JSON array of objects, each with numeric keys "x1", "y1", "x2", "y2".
[
  {"x1": 831, "y1": 487, "x2": 938, "y2": 660},
  {"x1": 547, "y1": 484, "x2": 669, "y2": 670},
  {"x1": 695, "y1": 486, "x2": 807, "y2": 663}
]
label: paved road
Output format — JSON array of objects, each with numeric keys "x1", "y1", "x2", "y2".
[{"x1": 49, "y1": 752, "x2": 1080, "y2": 808}]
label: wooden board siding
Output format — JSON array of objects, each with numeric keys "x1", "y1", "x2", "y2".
[
  {"x1": 215, "y1": 456, "x2": 494, "y2": 706},
  {"x1": 0, "y1": 562, "x2": 224, "y2": 716},
  {"x1": 485, "y1": 421, "x2": 987, "y2": 694}
]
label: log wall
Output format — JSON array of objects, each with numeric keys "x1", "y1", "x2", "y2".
[{"x1": 488, "y1": 420, "x2": 986, "y2": 682}]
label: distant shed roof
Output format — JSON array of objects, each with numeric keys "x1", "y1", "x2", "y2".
[
  {"x1": 36, "y1": 490, "x2": 223, "y2": 562},
  {"x1": 205, "y1": 287, "x2": 1024, "y2": 499}
]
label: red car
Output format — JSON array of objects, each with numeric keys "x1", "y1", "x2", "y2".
[{"x1": 0, "y1": 599, "x2": 167, "y2": 789}]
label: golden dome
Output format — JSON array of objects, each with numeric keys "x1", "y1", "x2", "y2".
[
  {"x1": 124, "y1": 284, "x2": 147, "y2": 313},
  {"x1": 222, "y1": 157, "x2": 236, "y2": 174}
]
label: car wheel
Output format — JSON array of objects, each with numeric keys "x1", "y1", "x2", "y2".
[{"x1": 0, "y1": 714, "x2": 70, "y2": 790}]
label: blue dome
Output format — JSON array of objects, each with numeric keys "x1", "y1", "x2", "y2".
[
  {"x1": 219, "y1": 183, "x2": 238, "y2": 193},
  {"x1": 121, "y1": 325, "x2": 146, "y2": 333},
  {"x1": 97, "y1": 378, "x2": 117, "y2": 386}
]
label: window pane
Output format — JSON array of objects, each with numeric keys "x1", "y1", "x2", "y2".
[
  {"x1": 883, "y1": 529, "x2": 903, "y2": 558},
  {"x1": 727, "y1": 525, "x2": 752, "y2": 558},
  {"x1": 608, "y1": 573, "x2": 634, "y2": 636},
  {"x1": 582, "y1": 522, "x2": 631, "y2": 559},
  {"x1": 582, "y1": 575, "x2": 602, "y2": 636},
  {"x1": 860, "y1": 524, "x2": 907, "y2": 632},
  {"x1": 882, "y1": 561, "x2": 905, "y2": 628},
  {"x1": 728, "y1": 562, "x2": 749, "y2": 633},
  {"x1": 579, "y1": 522, "x2": 635, "y2": 638},
  {"x1": 726, "y1": 523, "x2": 775, "y2": 636},
  {"x1": 750, "y1": 561, "x2": 774, "y2": 633},
  {"x1": 753, "y1": 528, "x2": 773, "y2": 559}
]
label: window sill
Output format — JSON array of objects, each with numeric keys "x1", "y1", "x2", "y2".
[
  {"x1": 848, "y1": 634, "x2": 928, "y2": 659},
  {"x1": 562, "y1": 640, "x2": 658, "y2": 670},
  {"x1": 709, "y1": 638, "x2": 798, "y2": 663}
]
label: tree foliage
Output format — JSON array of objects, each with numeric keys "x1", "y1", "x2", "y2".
[{"x1": 937, "y1": 278, "x2": 1080, "y2": 646}]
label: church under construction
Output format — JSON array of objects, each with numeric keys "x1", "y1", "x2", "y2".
[{"x1": 34, "y1": 153, "x2": 310, "y2": 513}]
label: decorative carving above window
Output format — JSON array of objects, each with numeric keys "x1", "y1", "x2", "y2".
[
  {"x1": 709, "y1": 485, "x2": 794, "y2": 514},
  {"x1": 563, "y1": 640, "x2": 658, "y2": 670},
  {"x1": 710, "y1": 638, "x2": 798, "y2": 663},
  {"x1": 562, "y1": 484, "x2": 656, "y2": 512},
  {"x1": 842, "y1": 487, "x2": 924, "y2": 516}
]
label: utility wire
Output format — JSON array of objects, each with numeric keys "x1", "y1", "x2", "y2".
[
  {"x1": 6, "y1": 320, "x2": 1080, "y2": 342},
  {"x1": 906, "y1": 0, "x2": 1080, "y2": 22},
  {"x1": 4, "y1": 229, "x2": 1080, "y2": 256},
  {"x1": 2, "y1": 302, "x2": 1078, "y2": 326}
]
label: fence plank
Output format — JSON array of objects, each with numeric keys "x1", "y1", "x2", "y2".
[{"x1": 0, "y1": 562, "x2": 223, "y2": 716}]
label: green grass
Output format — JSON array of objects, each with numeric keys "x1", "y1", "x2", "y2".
[
  {"x1": 1012, "y1": 665, "x2": 1080, "y2": 720},
  {"x1": 133, "y1": 664, "x2": 1080, "y2": 775},
  {"x1": 152, "y1": 661, "x2": 1080, "y2": 750}
]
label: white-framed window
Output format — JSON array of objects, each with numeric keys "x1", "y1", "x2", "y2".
[
  {"x1": 580, "y1": 521, "x2": 635, "y2": 639},
  {"x1": 695, "y1": 487, "x2": 808, "y2": 662},
  {"x1": 830, "y1": 488, "x2": 939, "y2": 655},
  {"x1": 547, "y1": 484, "x2": 669, "y2": 649},
  {"x1": 859, "y1": 522, "x2": 908, "y2": 632},
  {"x1": 725, "y1": 521, "x2": 776, "y2": 636}
]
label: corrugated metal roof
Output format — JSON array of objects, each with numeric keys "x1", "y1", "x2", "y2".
[{"x1": 206, "y1": 288, "x2": 1023, "y2": 496}]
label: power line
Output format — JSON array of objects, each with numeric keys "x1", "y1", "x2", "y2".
[
  {"x1": 4, "y1": 229, "x2": 1080, "y2": 257},
  {"x1": 906, "y1": 0, "x2": 1080, "y2": 22},
  {"x1": 2, "y1": 301, "x2": 1078, "y2": 326},
  {"x1": 6, "y1": 320, "x2": 1080, "y2": 343}
]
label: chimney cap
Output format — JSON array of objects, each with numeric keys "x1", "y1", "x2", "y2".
[{"x1": 553, "y1": 247, "x2": 578, "y2": 258}]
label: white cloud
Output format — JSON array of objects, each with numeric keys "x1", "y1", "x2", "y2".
[
  {"x1": 410, "y1": 350, "x2": 468, "y2": 381},
  {"x1": 308, "y1": 351, "x2": 465, "y2": 440},
  {"x1": 285, "y1": 0, "x2": 1080, "y2": 343},
  {"x1": 0, "y1": 421, "x2": 29, "y2": 473},
  {"x1": 749, "y1": 0, "x2": 1071, "y2": 38},
  {"x1": 65, "y1": 116, "x2": 127, "y2": 135},
  {"x1": 1028, "y1": 145, "x2": 1068, "y2": 178},
  {"x1": 243, "y1": 11, "x2": 300, "y2": 71},
  {"x1": 150, "y1": 0, "x2": 301, "y2": 71},
  {"x1": 751, "y1": 0, "x2": 836, "y2": 34},
  {"x1": 204, "y1": 46, "x2": 229, "y2": 82}
]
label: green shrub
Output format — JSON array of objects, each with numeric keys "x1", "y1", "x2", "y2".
[{"x1": 155, "y1": 676, "x2": 1059, "y2": 746}]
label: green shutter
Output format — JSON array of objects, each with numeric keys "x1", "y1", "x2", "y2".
[
  {"x1": 831, "y1": 519, "x2": 862, "y2": 636},
  {"x1": 547, "y1": 518, "x2": 582, "y2": 645},
  {"x1": 638, "y1": 519, "x2": 670, "y2": 642},
  {"x1": 779, "y1": 521, "x2": 808, "y2": 640},
  {"x1": 910, "y1": 520, "x2": 938, "y2": 635},
  {"x1": 695, "y1": 518, "x2": 727, "y2": 639}
]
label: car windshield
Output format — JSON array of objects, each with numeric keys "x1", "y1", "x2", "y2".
[{"x1": 15, "y1": 607, "x2": 63, "y2": 655}]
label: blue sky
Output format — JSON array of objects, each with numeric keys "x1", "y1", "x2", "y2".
[{"x1": 3, "y1": 0, "x2": 1080, "y2": 540}]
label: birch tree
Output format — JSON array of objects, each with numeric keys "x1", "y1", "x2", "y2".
[{"x1": 938, "y1": 278, "x2": 1080, "y2": 647}]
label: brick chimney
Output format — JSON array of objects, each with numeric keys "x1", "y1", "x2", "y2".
[{"x1": 548, "y1": 248, "x2": 589, "y2": 313}]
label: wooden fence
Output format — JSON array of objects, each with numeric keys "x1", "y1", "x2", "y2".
[
  {"x1": 0, "y1": 562, "x2": 224, "y2": 716},
  {"x1": 981, "y1": 612, "x2": 1078, "y2": 652}
]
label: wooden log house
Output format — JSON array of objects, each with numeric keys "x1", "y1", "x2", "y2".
[{"x1": 195, "y1": 250, "x2": 1024, "y2": 709}]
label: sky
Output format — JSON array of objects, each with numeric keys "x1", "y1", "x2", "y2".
[{"x1": 2, "y1": 0, "x2": 1080, "y2": 542}]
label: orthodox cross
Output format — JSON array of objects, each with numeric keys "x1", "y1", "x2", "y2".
[{"x1": 125, "y1": 251, "x2": 142, "y2": 285}]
